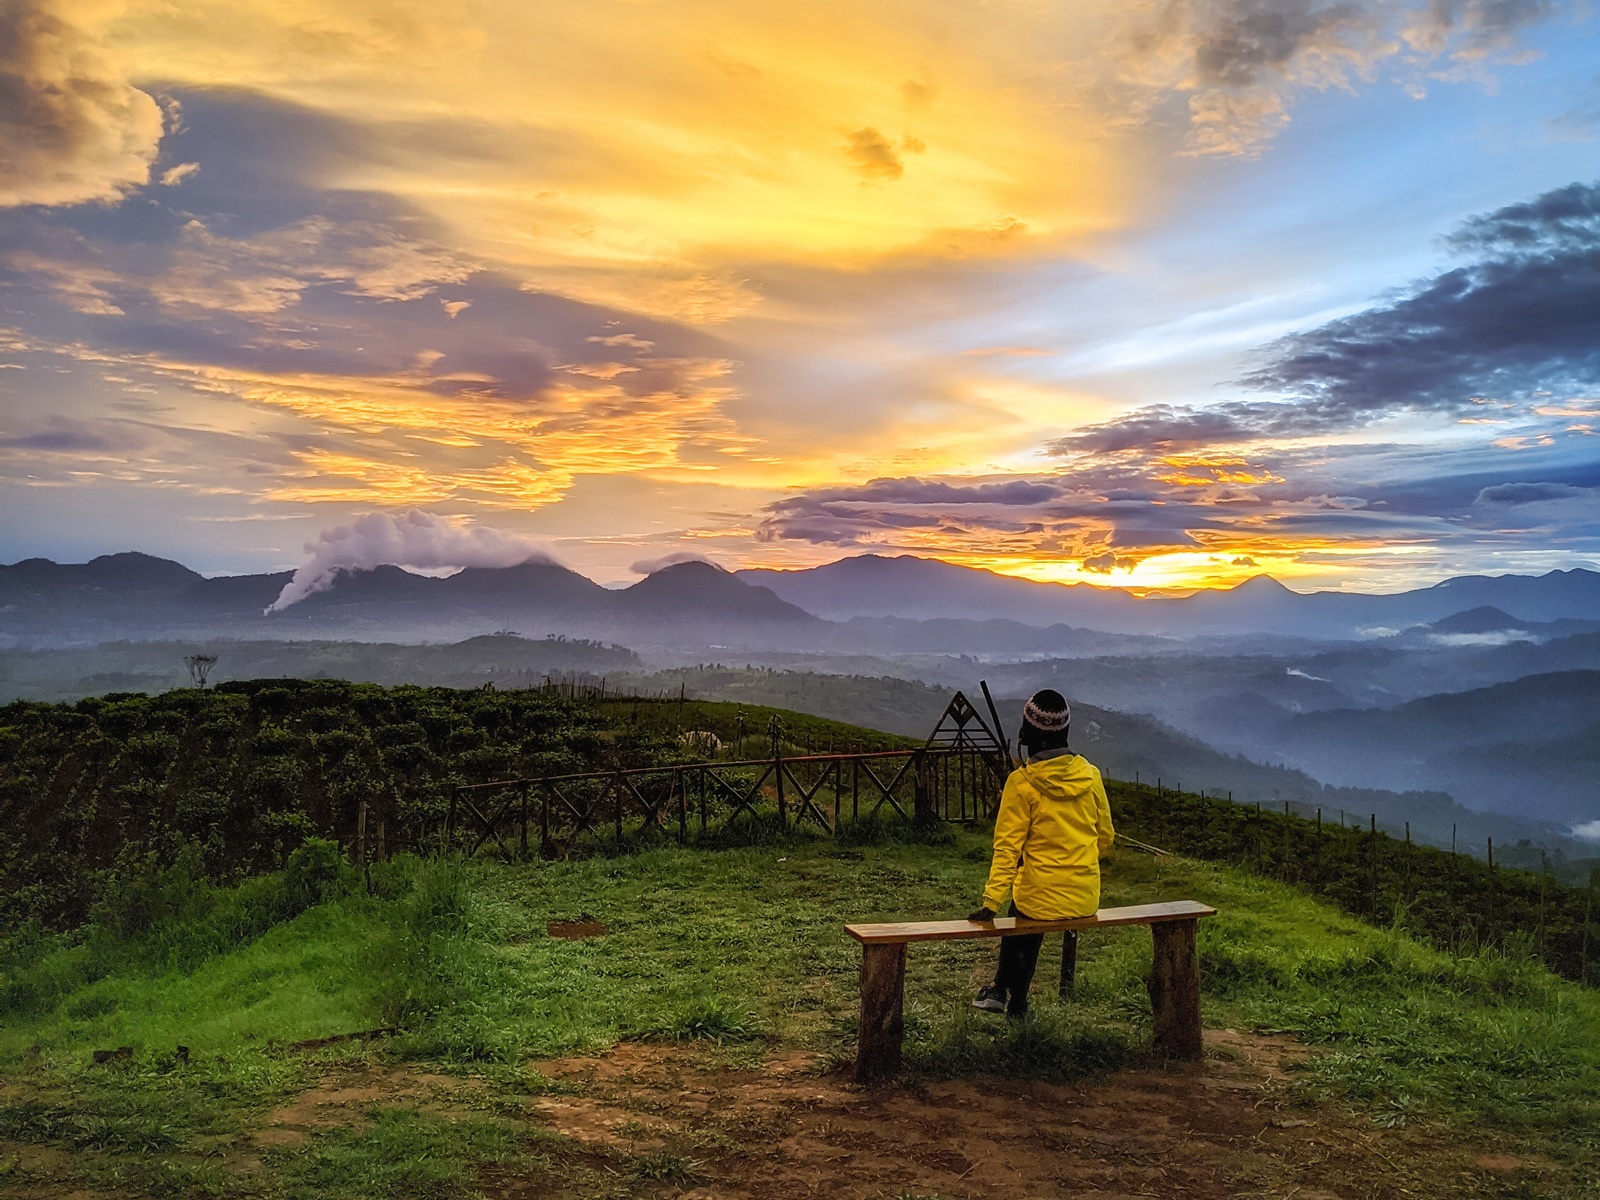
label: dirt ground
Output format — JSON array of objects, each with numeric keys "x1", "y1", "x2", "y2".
[
  {"x1": 2, "y1": 1032, "x2": 1556, "y2": 1199},
  {"x1": 481, "y1": 1029, "x2": 1545, "y2": 1200}
]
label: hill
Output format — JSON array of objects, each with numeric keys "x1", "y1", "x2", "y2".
[
  {"x1": 1275, "y1": 671, "x2": 1600, "y2": 822},
  {"x1": 1, "y1": 821, "x2": 1597, "y2": 1196},
  {"x1": 2, "y1": 679, "x2": 1597, "y2": 1196},
  {"x1": 0, "y1": 635, "x2": 642, "y2": 703},
  {"x1": 0, "y1": 678, "x2": 915, "y2": 931}
]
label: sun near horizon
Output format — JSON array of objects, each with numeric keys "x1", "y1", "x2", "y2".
[{"x1": 2, "y1": 0, "x2": 1597, "y2": 596}]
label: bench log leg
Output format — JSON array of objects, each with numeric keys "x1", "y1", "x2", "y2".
[
  {"x1": 1146, "y1": 919, "x2": 1202, "y2": 1060},
  {"x1": 854, "y1": 942, "x2": 906, "y2": 1084},
  {"x1": 1059, "y1": 930, "x2": 1078, "y2": 999}
]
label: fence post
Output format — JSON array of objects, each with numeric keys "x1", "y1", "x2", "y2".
[
  {"x1": 616, "y1": 773, "x2": 625, "y2": 846},
  {"x1": 520, "y1": 787, "x2": 529, "y2": 859},
  {"x1": 1404, "y1": 821, "x2": 1413, "y2": 904},
  {"x1": 677, "y1": 768, "x2": 688, "y2": 843},
  {"x1": 914, "y1": 751, "x2": 934, "y2": 824},
  {"x1": 771, "y1": 718, "x2": 786, "y2": 827},
  {"x1": 1583, "y1": 868, "x2": 1594, "y2": 987},
  {"x1": 1370, "y1": 814, "x2": 1379, "y2": 916},
  {"x1": 833, "y1": 760, "x2": 842, "y2": 833},
  {"x1": 540, "y1": 789, "x2": 550, "y2": 858}
]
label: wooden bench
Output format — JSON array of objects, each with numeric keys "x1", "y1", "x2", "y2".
[{"x1": 844, "y1": 900, "x2": 1216, "y2": 1083}]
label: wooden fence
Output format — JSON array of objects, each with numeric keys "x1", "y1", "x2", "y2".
[{"x1": 448, "y1": 689, "x2": 1010, "y2": 858}]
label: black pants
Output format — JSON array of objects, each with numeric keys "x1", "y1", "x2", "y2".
[{"x1": 993, "y1": 904, "x2": 1077, "y2": 1016}]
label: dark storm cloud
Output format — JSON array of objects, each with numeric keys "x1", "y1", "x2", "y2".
[
  {"x1": 0, "y1": 423, "x2": 129, "y2": 452},
  {"x1": 0, "y1": 409, "x2": 313, "y2": 480},
  {"x1": 1476, "y1": 481, "x2": 1597, "y2": 505},
  {"x1": 1167, "y1": 0, "x2": 1554, "y2": 93},
  {"x1": 1054, "y1": 179, "x2": 1600, "y2": 453},
  {"x1": 755, "y1": 470, "x2": 1211, "y2": 549},
  {"x1": 1445, "y1": 180, "x2": 1600, "y2": 254},
  {"x1": 1406, "y1": 0, "x2": 1557, "y2": 56},
  {"x1": 770, "y1": 477, "x2": 1064, "y2": 509},
  {"x1": 1122, "y1": 0, "x2": 1558, "y2": 157},
  {"x1": 756, "y1": 477, "x2": 1070, "y2": 545},
  {"x1": 1049, "y1": 403, "x2": 1280, "y2": 453},
  {"x1": 1243, "y1": 181, "x2": 1600, "y2": 414},
  {"x1": 1185, "y1": 0, "x2": 1377, "y2": 89}
]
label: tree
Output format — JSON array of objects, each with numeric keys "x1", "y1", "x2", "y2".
[{"x1": 184, "y1": 654, "x2": 218, "y2": 689}]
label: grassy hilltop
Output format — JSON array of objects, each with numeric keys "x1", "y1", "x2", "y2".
[
  {"x1": 4, "y1": 839, "x2": 1599, "y2": 1198},
  {"x1": 1, "y1": 681, "x2": 1598, "y2": 1198}
]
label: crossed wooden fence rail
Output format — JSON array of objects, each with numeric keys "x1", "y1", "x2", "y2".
[
  {"x1": 448, "y1": 690, "x2": 1012, "y2": 858},
  {"x1": 448, "y1": 745, "x2": 1008, "y2": 859}
]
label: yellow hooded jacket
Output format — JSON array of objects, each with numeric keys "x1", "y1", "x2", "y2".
[{"x1": 981, "y1": 749, "x2": 1114, "y2": 920}]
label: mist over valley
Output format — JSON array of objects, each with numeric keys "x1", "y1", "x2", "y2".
[{"x1": 5, "y1": 549, "x2": 1595, "y2": 873}]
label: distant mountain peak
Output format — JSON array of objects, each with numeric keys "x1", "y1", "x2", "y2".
[
  {"x1": 623, "y1": 558, "x2": 815, "y2": 621},
  {"x1": 0, "y1": 551, "x2": 202, "y2": 590},
  {"x1": 649, "y1": 558, "x2": 729, "y2": 577},
  {"x1": 1428, "y1": 606, "x2": 1525, "y2": 634},
  {"x1": 1229, "y1": 574, "x2": 1294, "y2": 594}
]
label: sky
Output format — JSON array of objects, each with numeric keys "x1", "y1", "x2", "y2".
[{"x1": 2, "y1": 0, "x2": 1598, "y2": 593}]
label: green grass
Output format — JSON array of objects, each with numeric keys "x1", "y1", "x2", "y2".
[
  {"x1": 3, "y1": 834, "x2": 1599, "y2": 1196},
  {"x1": 266, "y1": 1107, "x2": 526, "y2": 1200}
]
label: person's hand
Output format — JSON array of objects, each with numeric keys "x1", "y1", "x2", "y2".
[{"x1": 966, "y1": 907, "x2": 996, "y2": 922}]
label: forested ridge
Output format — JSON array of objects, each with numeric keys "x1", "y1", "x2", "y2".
[
  {"x1": 1112, "y1": 783, "x2": 1598, "y2": 988},
  {"x1": 0, "y1": 679, "x2": 900, "y2": 931},
  {"x1": 0, "y1": 681, "x2": 639, "y2": 930}
]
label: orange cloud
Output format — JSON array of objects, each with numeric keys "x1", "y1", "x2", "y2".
[{"x1": 104, "y1": 0, "x2": 1129, "y2": 322}]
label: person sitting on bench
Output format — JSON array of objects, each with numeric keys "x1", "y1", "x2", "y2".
[{"x1": 968, "y1": 688, "x2": 1115, "y2": 1017}]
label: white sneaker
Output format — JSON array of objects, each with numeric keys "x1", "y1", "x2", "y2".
[{"x1": 970, "y1": 985, "x2": 1006, "y2": 1013}]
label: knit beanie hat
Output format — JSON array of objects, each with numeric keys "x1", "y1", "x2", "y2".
[{"x1": 1021, "y1": 689, "x2": 1071, "y2": 737}]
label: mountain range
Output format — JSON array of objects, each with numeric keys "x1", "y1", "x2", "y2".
[
  {"x1": 0, "y1": 554, "x2": 818, "y2": 647},
  {"x1": 3, "y1": 550, "x2": 1598, "y2": 649},
  {"x1": 738, "y1": 555, "x2": 1600, "y2": 637}
]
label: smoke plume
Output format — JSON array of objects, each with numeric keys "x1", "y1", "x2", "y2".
[{"x1": 267, "y1": 510, "x2": 554, "y2": 612}]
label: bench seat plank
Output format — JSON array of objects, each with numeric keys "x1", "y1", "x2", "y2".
[{"x1": 846, "y1": 899, "x2": 1215, "y2": 945}]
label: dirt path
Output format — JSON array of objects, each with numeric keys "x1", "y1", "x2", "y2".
[
  {"x1": 496, "y1": 1030, "x2": 1536, "y2": 1200},
  {"x1": 1, "y1": 1032, "x2": 1553, "y2": 1199}
]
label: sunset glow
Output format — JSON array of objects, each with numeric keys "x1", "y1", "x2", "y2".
[{"x1": 3, "y1": 0, "x2": 1597, "y2": 589}]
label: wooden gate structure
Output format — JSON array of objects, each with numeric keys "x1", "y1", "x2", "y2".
[{"x1": 448, "y1": 690, "x2": 1009, "y2": 859}]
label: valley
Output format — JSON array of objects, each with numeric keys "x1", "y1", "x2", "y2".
[{"x1": 3, "y1": 550, "x2": 1595, "y2": 866}]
